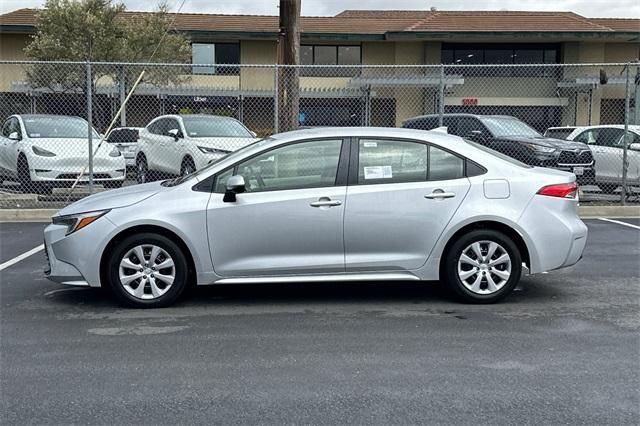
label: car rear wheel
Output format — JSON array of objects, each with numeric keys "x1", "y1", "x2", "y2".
[
  {"x1": 106, "y1": 233, "x2": 189, "y2": 308},
  {"x1": 443, "y1": 229, "x2": 522, "y2": 304}
]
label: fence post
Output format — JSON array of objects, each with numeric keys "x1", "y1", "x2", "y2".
[
  {"x1": 118, "y1": 64, "x2": 126, "y2": 127},
  {"x1": 621, "y1": 63, "x2": 631, "y2": 205},
  {"x1": 273, "y1": 64, "x2": 279, "y2": 134},
  {"x1": 438, "y1": 64, "x2": 445, "y2": 127},
  {"x1": 86, "y1": 62, "x2": 94, "y2": 194}
]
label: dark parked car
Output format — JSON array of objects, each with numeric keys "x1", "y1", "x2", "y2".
[{"x1": 403, "y1": 114, "x2": 595, "y2": 183}]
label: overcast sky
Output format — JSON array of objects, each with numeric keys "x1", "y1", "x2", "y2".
[{"x1": 2, "y1": 0, "x2": 639, "y2": 18}]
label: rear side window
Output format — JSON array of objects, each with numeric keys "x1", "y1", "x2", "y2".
[
  {"x1": 357, "y1": 139, "x2": 466, "y2": 184},
  {"x1": 403, "y1": 117, "x2": 438, "y2": 130},
  {"x1": 429, "y1": 145, "x2": 464, "y2": 180}
]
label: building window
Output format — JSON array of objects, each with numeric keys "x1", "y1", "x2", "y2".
[
  {"x1": 441, "y1": 43, "x2": 559, "y2": 76},
  {"x1": 300, "y1": 45, "x2": 361, "y2": 76},
  {"x1": 192, "y1": 43, "x2": 240, "y2": 75}
]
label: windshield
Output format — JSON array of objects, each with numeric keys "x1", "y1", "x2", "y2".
[
  {"x1": 163, "y1": 137, "x2": 274, "y2": 187},
  {"x1": 23, "y1": 116, "x2": 100, "y2": 139},
  {"x1": 464, "y1": 139, "x2": 531, "y2": 168},
  {"x1": 480, "y1": 117, "x2": 541, "y2": 139},
  {"x1": 544, "y1": 128, "x2": 575, "y2": 140},
  {"x1": 182, "y1": 116, "x2": 252, "y2": 138}
]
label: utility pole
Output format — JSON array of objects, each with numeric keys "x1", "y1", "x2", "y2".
[{"x1": 277, "y1": 0, "x2": 300, "y2": 132}]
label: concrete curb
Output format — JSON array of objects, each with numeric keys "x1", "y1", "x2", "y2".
[
  {"x1": 0, "y1": 209, "x2": 58, "y2": 222},
  {"x1": 0, "y1": 206, "x2": 638, "y2": 222}
]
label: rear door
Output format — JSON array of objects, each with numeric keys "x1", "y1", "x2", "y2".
[
  {"x1": 344, "y1": 138, "x2": 471, "y2": 271},
  {"x1": 575, "y1": 128, "x2": 623, "y2": 182}
]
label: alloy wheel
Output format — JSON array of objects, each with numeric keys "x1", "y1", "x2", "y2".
[
  {"x1": 457, "y1": 240, "x2": 512, "y2": 295},
  {"x1": 119, "y1": 244, "x2": 175, "y2": 300}
]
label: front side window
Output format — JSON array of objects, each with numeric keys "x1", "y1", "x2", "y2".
[
  {"x1": 358, "y1": 139, "x2": 428, "y2": 184},
  {"x1": 456, "y1": 117, "x2": 486, "y2": 139},
  {"x1": 576, "y1": 128, "x2": 624, "y2": 147},
  {"x1": 214, "y1": 167, "x2": 234, "y2": 193},
  {"x1": 235, "y1": 139, "x2": 343, "y2": 192}
]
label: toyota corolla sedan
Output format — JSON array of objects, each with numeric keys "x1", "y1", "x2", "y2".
[
  {"x1": 0, "y1": 114, "x2": 126, "y2": 194},
  {"x1": 44, "y1": 127, "x2": 587, "y2": 308}
]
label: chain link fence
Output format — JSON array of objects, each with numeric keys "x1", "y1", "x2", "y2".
[{"x1": 0, "y1": 60, "x2": 638, "y2": 208}]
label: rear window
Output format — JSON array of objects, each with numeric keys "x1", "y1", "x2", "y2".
[
  {"x1": 108, "y1": 128, "x2": 139, "y2": 143},
  {"x1": 403, "y1": 117, "x2": 438, "y2": 130},
  {"x1": 544, "y1": 128, "x2": 575, "y2": 140}
]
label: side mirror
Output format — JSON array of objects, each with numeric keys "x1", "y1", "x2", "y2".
[
  {"x1": 223, "y1": 175, "x2": 246, "y2": 202},
  {"x1": 8, "y1": 132, "x2": 20, "y2": 141},
  {"x1": 629, "y1": 143, "x2": 640, "y2": 152},
  {"x1": 167, "y1": 128, "x2": 181, "y2": 141}
]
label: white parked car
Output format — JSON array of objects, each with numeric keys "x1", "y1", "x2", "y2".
[
  {"x1": 135, "y1": 114, "x2": 258, "y2": 183},
  {"x1": 105, "y1": 127, "x2": 142, "y2": 168},
  {"x1": 545, "y1": 125, "x2": 640, "y2": 193},
  {"x1": 0, "y1": 114, "x2": 126, "y2": 194}
]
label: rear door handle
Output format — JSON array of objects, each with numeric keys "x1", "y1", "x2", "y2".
[
  {"x1": 310, "y1": 199, "x2": 342, "y2": 207},
  {"x1": 425, "y1": 191, "x2": 456, "y2": 199}
]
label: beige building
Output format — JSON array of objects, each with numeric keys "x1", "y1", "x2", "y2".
[{"x1": 1, "y1": 8, "x2": 639, "y2": 131}]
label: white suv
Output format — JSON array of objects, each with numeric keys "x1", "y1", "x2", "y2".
[{"x1": 135, "y1": 114, "x2": 258, "y2": 183}]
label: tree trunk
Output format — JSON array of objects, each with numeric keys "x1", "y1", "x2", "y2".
[{"x1": 277, "y1": 0, "x2": 300, "y2": 132}]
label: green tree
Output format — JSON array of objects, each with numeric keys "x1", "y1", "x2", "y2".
[{"x1": 24, "y1": 0, "x2": 190, "y2": 93}]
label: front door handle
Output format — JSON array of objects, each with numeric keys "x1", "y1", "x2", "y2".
[
  {"x1": 424, "y1": 191, "x2": 456, "y2": 199},
  {"x1": 310, "y1": 198, "x2": 342, "y2": 207}
]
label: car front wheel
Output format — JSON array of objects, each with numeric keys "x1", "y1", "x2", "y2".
[
  {"x1": 136, "y1": 155, "x2": 148, "y2": 184},
  {"x1": 106, "y1": 233, "x2": 189, "y2": 308},
  {"x1": 443, "y1": 229, "x2": 522, "y2": 304}
]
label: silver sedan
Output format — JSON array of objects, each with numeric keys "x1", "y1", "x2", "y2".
[{"x1": 43, "y1": 127, "x2": 588, "y2": 308}]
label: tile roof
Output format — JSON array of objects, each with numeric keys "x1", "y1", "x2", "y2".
[{"x1": 1, "y1": 8, "x2": 638, "y2": 35}]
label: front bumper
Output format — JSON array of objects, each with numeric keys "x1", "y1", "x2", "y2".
[{"x1": 44, "y1": 214, "x2": 117, "y2": 287}]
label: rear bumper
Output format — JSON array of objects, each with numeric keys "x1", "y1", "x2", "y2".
[{"x1": 518, "y1": 195, "x2": 588, "y2": 273}]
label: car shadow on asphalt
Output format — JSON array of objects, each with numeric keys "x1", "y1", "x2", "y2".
[{"x1": 44, "y1": 278, "x2": 561, "y2": 310}]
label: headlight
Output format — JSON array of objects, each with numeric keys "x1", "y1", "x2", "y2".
[
  {"x1": 51, "y1": 210, "x2": 109, "y2": 235},
  {"x1": 32, "y1": 146, "x2": 56, "y2": 157},
  {"x1": 109, "y1": 146, "x2": 122, "y2": 157},
  {"x1": 522, "y1": 143, "x2": 556, "y2": 153},
  {"x1": 198, "y1": 146, "x2": 230, "y2": 155}
]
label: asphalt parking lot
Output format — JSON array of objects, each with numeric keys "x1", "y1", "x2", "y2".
[{"x1": 1, "y1": 219, "x2": 639, "y2": 425}]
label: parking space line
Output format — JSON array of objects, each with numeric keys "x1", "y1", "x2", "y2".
[
  {"x1": 597, "y1": 218, "x2": 640, "y2": 230},
  {"x1": 0, "y1": 244, "x2": 44, "y2": 272}
]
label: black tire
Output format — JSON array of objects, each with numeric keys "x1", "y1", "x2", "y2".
[
  {"x1": 180, "y1": 157, "x2": 196, "y2": 177},
  {"x1": 442, "y1": 229, "x2": 522, "y2": 304},
  {"x1": 105, "y1": 233, "x2": 189, "y2": 308},
  {"x1": 17, "y1": 155, "x2": 51, "y2": 195},
  {"x1": 104, "y1": 181, "x2": 123, "y2": 189},
  {"x1": 136, "y1": 155, "x2": 148, "y2": 184},
  {"x1": 597, "y1": 184, "x2": 618, "y2": 194}
]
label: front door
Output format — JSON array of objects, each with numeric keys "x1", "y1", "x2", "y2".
[
  {"x1": 207, "y1": 138, "x2": 348, "y2": 277},
  {"x1": 344, "y1": 138, "x2": 470, "y2": 271}
]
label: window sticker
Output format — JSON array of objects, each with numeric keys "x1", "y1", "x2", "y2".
[
  {"x1": 30, "y1": 133, "x2": 41, "y2": 138},
  {"x1": 189, "y1": 132, "x2": 198, "y2": 136},
  {"x1": 363, "y1": 141, "x2": 377, "y2": 148},
  {"x1": 364, "y1": 165, "x2": 392, "y2": 180}
]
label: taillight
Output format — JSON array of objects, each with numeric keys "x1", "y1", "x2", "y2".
[{"x1": 537, "y1": 182, "x2": 578, "y2": 199}]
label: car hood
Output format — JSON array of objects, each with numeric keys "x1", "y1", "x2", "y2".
[
  {"x1": 188, "y1": 137, "x2": 259, "y2": 152},
  {"x1": 28, "y1": 138, "x2": 116, "y2": 158},
  {"x1": 495, "y1": 135, "x2": 590, "y2": 151},
  {"x1": 56, "y1": 181, "x2": 164, "y2": 217}
]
